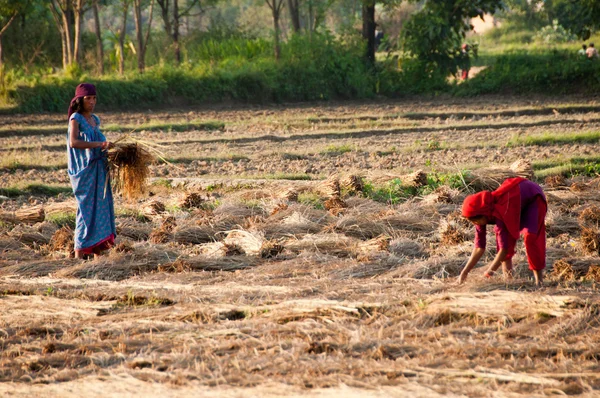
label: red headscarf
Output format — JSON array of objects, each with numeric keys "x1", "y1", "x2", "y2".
[
  {"x1": 68, "y1": 83, "x2": 97, "y2": 119},
  {"x1": 462, "y1": 177, "x2": 525, "y2": 239}
]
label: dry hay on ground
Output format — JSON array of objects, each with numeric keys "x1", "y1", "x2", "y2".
[
  {"x1": 317, "y1": 176, "x2": 341, "y2": 198},
  {"x1": 266, "y1": 204, "x2": 334, "y2": 226},
  {"x1": 0, "y1": 258, "x2": 80, "y2": 277},
  {"x1": 342, "y1": 197, "x2": 387, "y2": 215},
  {"x1": 8, "y1": 224, "x2": 51, "y2": 247},
  {"x1": 546, "y1": 209, "x2": 580, "y2": 237},
  {"x1": 389, "y1": 238, "x2": 426, "y2": 258},
  {"x1": 324, "y1": 196, "x2": 347, "y2": 216},
  {"x1": 196, "y1": 241, "x2": 244, "y2": 258},
  {"x1": 393, "y1": 256, "x2": 465, "y2": 280},
  {"x1": 580, "y1": 227, "x2": 600, "y2": 255},
  {"x1": 172, "y1": 225, "x2": 215, "y2": 245},
  {"x1": 551, "y1": 257, "x2": 600, "y2": 281},
  {"x1": 116, "y1": 220, "x2": 151, "y2": 241},
  {"x1": 578, "y1": 205, "x2": 600, "y2": 228},
  {"x1": 585, "y1": 264, "x2": 600, "y2": 282},
  {"x1": 223, "y1": 230, "x2": 284, "y2": 258},
  {"x1": 54, "y1": 244, "x2": 179, "y2": 280},
  {"x1": 421, "y1": 186, "x2": 461, "y2": 205},
  {"x1": 177, "y1": 192, "x2": 206, "y2": 209},
  {"x1": 285, "y1": 233, "x2": 358, "y2": 258},
  {"x1": 546, "y1": 190, "x2": 600, "y2": 206},
  {"x1": 438, "y1": 221, "x2": 467, "y2": 247},
  {"x1": 354, "y1": 235, "x2": 391, "y2": 261},
  {"x1": 49, "y1": 226, "x2": 74, "y2": 255},
  {"x1": 0, "y1": 205, "x2": 45, "y2": 225},
  {"x1": 544, "y1": 175, "x2": 567, "y2": 188},
  {"x1": 274, "y1": 186, "x2": 300, "y2": 201},
  {"x1": 466, "y1": 167, "x2": 518, "y2": 191},
  {"x1": 335, "y1": 213, "x2": 434, "y2": 240},
  {"x1": 213, "y1": 202, "x2": 266, "y2": 218},
  {"x1": 141, "y1": 200, "x2": 165, "y2": 216},
  {"x1": 112, "y1": 240, "x2": 134, "y2": 253},
  {"x1": 340, "y1": 174, "x2": 364, "y2": 193},
  {"x1": 108, "y1": 142, "x2": 154, "y2": 200},
  {"x1": 509, "y1": 159, "x2": 534, "y2": 179}
]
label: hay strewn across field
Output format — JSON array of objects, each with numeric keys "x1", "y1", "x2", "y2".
[{"x1": 1, "y1": 99, "x2": 600, "y2": 397}]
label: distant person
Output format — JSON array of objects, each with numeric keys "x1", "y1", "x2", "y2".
[
  {"x1": 375, "y1": 29, "x2": 384, "y2": 51},
  {"x1": 460, "y1": 43, "x2": 471, "y2": 80},
  {"x1": 67, "y1": 83, "x2": 116, "y2": 260},
  {"x1": 578, "y1": 44, "x2": 587, "y2": 57},
  {"x1": 586, "y1": 43, "x2": 599, "y2": 59},
  {"x1": 458, "y1": 177, "x2": 547, "y2": 286}
]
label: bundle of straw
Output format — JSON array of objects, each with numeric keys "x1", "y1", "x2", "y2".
[
  {"x1": 570, "y1": 182, "x2": 589, "y2": 192},
  {"x1": 466, "y1": 167, "x2": 518, "y2": 191},
  {"x1": 341, "y1": 175, "x2": 364, "y2": 193},
  {"x1": 318, "y1": 176, "x2": 341, "y2": 198},
  {"x1": 551, "y1": 258, "x2": 596, "y2": 281},
  {"x1": 354, "y1": 235, "x2": 391, "y2": 261},
  {"x1": 275, "y1": 187, "x2": 299, "y2": 202},
  {"x1": 324, "y1": 196, "x2": 347, "y2": 216},
  {"x1": 0, "y1": 206, "x2": 45, "y2": 225},
  {"x1": 107, "y1": 136, "x2": 161, "y2": 200},
  {"x1": 49, "y1": 226, "x2": 74, "y2": 255},
  {"x1": 439, "y1": 223, "x2": 467, "y2": 247},
  {"x1": 585, "y1": 265, "x2": 600, "y2": 282},
  {"x1": 141, "y1": 200, "x2": 165, "y2": 217},
  {"x1": 399, "y1": 170, "x2": 428, "y2": 188},
  {"x1": 580, "y1": 227, "x2": 600, "y2": 255},
  {"x1": 509, "y1": 159, "x2": 534, "y2": 179},
  {"x1": 179, "y1": 192, "x2": 206, "y2": 209},
  {"x1": 579, "y1": 205, "x2": 600, "y2": 228},
  {"x1": 544, "y1": 175, "x2": 567, "y2": 188}
]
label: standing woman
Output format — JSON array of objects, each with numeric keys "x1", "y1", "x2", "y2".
[{"x1": 67, "y1": 83, "x2": 116, "y2": 259}]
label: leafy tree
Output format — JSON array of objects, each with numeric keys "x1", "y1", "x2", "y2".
[
  {"x1": 402, "y1": 0, "x2": 503, "y2": 77},
  {"x1": 265, "y1": 0, "x2": 284, "y2": 59},
  {"x1": 0, "y1": 0, "x2": 28, "y2": 81},
  {"x1": 545, "y1": 0, "x2": 600, "y2": 40}
]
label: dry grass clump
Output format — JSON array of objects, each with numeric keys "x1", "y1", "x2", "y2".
[
  {"x1": 578, "y1": 205, "x2": 600, "y2": 228},
  {"x1": 551, "y1": 257, "x2": 600, "y2": 281},
  {"x1": 399, "y1": 170, "x2": 428, "y2": 187},
  {"x1": 157, "y1": 259, "x2": 192, "y2": 273},
  {"x1": 354, "y1": 235, "x2": 391, "y2": 261},
  {"x1": 8, "y1": 225, "x2": 51, "y2": 247},
  {"x1": 580, "y1": 227, "x2": 600, "y2": 255},
  {"x1": 466, "y1": 167, "x2": 518, "y2": 190},
  {"x1": 148, "y1": 216, "x2": 176, "y2": 244},
  {"x1": 318, "y1": 176, "x2": 341, "y2": 198},
  {"x1": 341, "y1": 175, "x2": 364, "y2": 193},
  {"x1": 213, "y1": 202, "x2": 265, "y2": 218},
  {"x1": 223, "y1": 230, "x2": 283, "y2": 258},
  {"x1": 198, "y1": 242, "x2": 244, "y2": 258},
  {"x1": 544, "y1": 175, "x2": 567, "y2": 188},
  {"x1": 585, "y1": 265, "x2": 600, "y2": 282},
  {"x1": 113, "y1": 240, "x2": 134, "y2": 253},
  {"x1": 172, "y1": 225, "x2": 215, "y2": 244},
  {"x1": 546, "y1": 209, "x2": 580, "y2": 237},
  {"x1": 141, "y1": 200, "x2": 165, "y2": 216},
  {"x1": 0, "y1": 205, "x2": 45, "y2": 225},
  {"x1": 178, "y1": 192, "x2": 206, "y2": 209},
  {"x1": 421, "y1": 186, "x2": 459, "y2": 205},
  {"x1": 334, "y1": 216, "x2": 384, "y2": 240},
  {"x1": 509, "y1": 159, "x2": 534, "y2": 179},
  {"x1": 439, "y1": 222, "x2": 467, "y2": 247},
  {"x1": 108, "y1": 143, "x2": 154, "y2": 200},
  {"x1": 389, "y1": 238, "x2": 426, "y2": 258},
  {"x1": 285, "y1": 233, "x2": 358, "y2": 257},
  {"x1": 116, "y1": 220, "x2": 151, "y2": 241},
  {"x1": 49, "y1": 226, "x2": 74, "y2": 256},
  {"x1": 324, "y1": 196, "x2": 347, "y2": 216},
  {"x1": 394, "y1": 256, "x2": 465, "y2": 279},
  {"x1": 274, "y1": 186, "x2": 299, "y2": 201}
]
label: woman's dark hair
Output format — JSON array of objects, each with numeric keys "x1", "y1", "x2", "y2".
[{"x1": 71, "y1": 97, "x2": 84, "y2": 115}]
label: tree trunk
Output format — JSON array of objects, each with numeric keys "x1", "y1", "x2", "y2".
[
  {"x1": 93, "y1": 0, "x2": 104, "y2": 74},
  {"x1": 266, "y1": 0, "x2": 284, "y2": 60},
  {"x1": 133, "y1": 0, "x2": 155, "y2": 73},
  {"x1": 362, "y1": 2, "x2": 375, "y2": 65},
  {"x1": 0, "y1": 10, "x2": 18, "y2": 87},
  {"x1": 173, "y1": 0, "x2": 180, "y2": 64},
  {"x1": 157, "y1": 0, "x2": 172, "y2": 36},
  {"x1": 118, "y1": 2, "x2": 128, "y2": 75},
  {"x1": 287, "y1": 0, "x2": 300, "y2": 33},
  {"x1": 73, "y1": 0, "x2": 83, "y2": 65}
]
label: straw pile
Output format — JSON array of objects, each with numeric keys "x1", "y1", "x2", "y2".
[
  {"x1": 421, "y1": 186, "x2": 458, "y2": 205},
  {"x1": 570, "y1": 182, "x2": 589, "y2": 192},
  {"x1": 399, "y1": 170, "x2": 428, "y2": 187},
  {"x1": 0, "y1": 206, "x2": 45, "y2": 225},
  {"x1": 113, "y1": 240, "x2": 134, "y2": 253},
  {"x1": 116, "y1": 220, "x2": 151, "y2": 241},
  {"x1": 578, "y1": 205, "x2": 600, "y2": 228},
  {"x1": 354, "y1": 235, "x2": 391, "y2": 261},
  {"x1": 179, "y1": 192, "x2": 206, "y2": 209},
  {"x1": 439, "y1": 222, "x2": 467, "y2": 247},
  {"x1": 49, "y1": 226, "x2": 74, "y2": 255},
  {"x1": 585, "y1": 265, "x2": 600, "y2": 282},
  {"x1": 173, "y1": 225, "x2": 215, "y2": 244},
  {"x1": 223, "y1": 230, "x2": 283, "y2": 258},
  {"x1": 198, "y1": 242, "x2": 244, "y2": 258},
  {"x1": 274, "y1": 187, "x2": 299, "y2": 201},
  {"x1": 334, "y1": 216, "x2": 385, "y2": 240},
  {"x1": 324, "y1": 196, "x2": 347, "y2": 216},
  {"x1": 285, "y1": 233, "x2": 358, "y2": 257},
  {"x1": 108, "y1": 142, "x2": 154, "y2": 200},
  {"x1": 466, "y1": 167, "x2": 518, "y2": 190},
  {"x1": 318, "y1": 176, "x2": 341, "y2": 198},
  {"x1": 389, "y1": 238, "x2": 425, "y2": 258},
  {"x1": 341, "y1": 175, "x2": 364, "y2": 193},
  {"x1": 141, "y1": 200, "x2": 165, "y2": 217},
  {"x1": 544, "y1": 175, "x2": 566, "y2": 188},
  {"x1": 149, "y1": 216, "x2": 176, "y2": 244},
  {"x1": 551, "y1": 258, "x2": 600, "y2": 281},
  {"x1": 580, "y1": 227, "x2": 600, "y2": 255},
  {"x1": 157, "y1": 259, "x2": 192, "y2": 273},
  {"x1": 395, "y1": 257, "x2": 465, "y2": 279},
  {"x1": 509, "y1": 159, "x2": 534, "y2": 179},
  {"x1": 546, "y1": 209, "x2": 580, "y2": 237},
  {"x1": 8, "y1": 225, "x2": 51, "y2": 247}
]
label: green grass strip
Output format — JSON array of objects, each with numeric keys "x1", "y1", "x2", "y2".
[
  {"x1": 508, "y1": 130, "x2": 600, "y2": 147},
  {"x1": 0, "y1": 184, "x2": 72, "y2": 198}
]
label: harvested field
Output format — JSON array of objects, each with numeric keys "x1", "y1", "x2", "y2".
[{"x1": 2, "y1": 98, "x2": 600, "y2": 397}]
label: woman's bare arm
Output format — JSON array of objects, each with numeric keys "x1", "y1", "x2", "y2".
[
  {"x1": 69, "y1": 119, "x2": 111, "y2": 149},
  {"x1": 458, "y1": 247, "x2": 485, "y2": 284}
]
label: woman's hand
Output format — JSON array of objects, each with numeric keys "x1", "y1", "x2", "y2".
[
  {"x1": 100, "y1": 141, "x2": 114, "y2": 150},
  {"x1": 457, "y1": 271, "x2": 468, "y2": 284}
]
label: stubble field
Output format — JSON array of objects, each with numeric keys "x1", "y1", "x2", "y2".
[{"x1": 1, "y1": 96, "x2": 600, "y2": 397}]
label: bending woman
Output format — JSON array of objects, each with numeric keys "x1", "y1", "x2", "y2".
[
  {"x1": 458, "y1": 177, "x2": 547, "y2": 286},
  {"x1": 67, "y1": 83, "x2": 116, "y2": 259}
]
